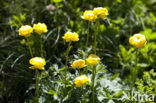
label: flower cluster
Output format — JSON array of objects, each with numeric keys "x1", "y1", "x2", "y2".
[
  {"x1": 18, "y1": 22, "x2": 48, "y2": 37},
  {"x1": 71, "y1": 54, "x2": 100, "y2": 86},
  {"x1": 29, "y1": 57, "x2": 46, "y2": 70},
  {"x1": 74, "y1": 75, "x2": 89, "y2": 87},
  {"x1": 83, "y1": 7, "x2": 108, "y2": 22},
  {"x1": 62, "y1": 32, "x2": 79, "y2": 42},
  {"x1": 129, "y1": 34, "x2": 146, "y2": 48},
  {"x1": 72, "y1": 54, "x2": 100, "y2": 69}
]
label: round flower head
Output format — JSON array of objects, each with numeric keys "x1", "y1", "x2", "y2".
[
  {"x1": 72, "y1": 59, "x2": 85, "y2": 69},
  {"x1": 29, "y1": 57, "x2": 46, "y2": 70},
  {"x1": 33, "y1": 23, "x2": 48, "y2": 35},
  {"x1": 62, "y1": 32, "x2": 79, "y2": 42},
  {"x1": 18, "y1": 25, "x2": 33, "y2": 37},
  {"x1": 86, "y1": 54, "x2": 100, "y2": 66},
  {"x1": 93, "y1": 7, "x2": 108, "y2": 19},
  {"x1": 129, "y1": 34, "x2": 146, "y2": 48},
  {"x1": 83, "y1": 10, "x2": 97, "y2": 22},
  {"x1": 74, "y1": 75, "x2": 89, "y2": 87}
]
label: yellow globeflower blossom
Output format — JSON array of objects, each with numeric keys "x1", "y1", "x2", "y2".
[
  {"x1": 93, "y1": 7, "x2": 108, "y2": 19},
  {"x1": 74, "y1": 75, "x2": 89, "y2": 87},
  {"x1": 83, "y1": 10, "x2": 97, "y2": 22},
  {"x1": 72, "y1": 59, "x2": 85, "y2": 69},
  {"x1": 33, "y1": 23, "x2": 48, "y2": 35},
  {"x1": 18, "y1": 25, "x2": 33, "y2": 37},
  {"x1": 86, "y1": 54, "x2": 100, "y2": 66},
  {"x1": 129, "y1": 34, "x2": 146, "y2": 48},
  {"x1": 62, "y1": 32, "x2": 79, "y2": 42},
  {"x1": 29, "y1": 57, "x2": 46, "y2": 70}
]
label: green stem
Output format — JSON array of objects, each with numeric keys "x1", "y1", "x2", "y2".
[
  {"x1": 92, "y1": 67, "x2": 96, "y2": 103},
  {"x1": 85, "y1": 21, "x2": 90, "y2": 56},
  {"x1": 26, "y1": 37, "x2": 33, "y2": 57},
  {"x1": 131, "y1": 49, "x2": 138, "y2": 101},
  {"x1": 78, "y1": 69, "x2": 81, "y2": 75},
  {"x1": 134, "y1": 49, "x2": 138, "y2": 85},
  {"x1": 40, "y1": 36, "x2": 43, "y2": 57},
  {"x1": 81, "y1": 86, "x2": 85, "y2": 103},
  {"x1": 64, "y1": 42, "x2": 71, "y2": 96},
  {"x1": 27, "y1": 37, "x2": 39, "y2": 102},
  {"x1": 94, "y1": 20, "x2": 99, "y2": 54},
  {"x1": 85, "y1": 21, "x2": 90, "y2": 76},
  {"x1": 35, "y1": 69, "x2": 39, "y2": 103}
]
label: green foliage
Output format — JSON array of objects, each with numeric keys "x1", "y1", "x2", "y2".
[
  {"x1": 136, "y1": 69, "x2": 156, "y2": 95},
  {"x1": 1, "y1": 0, "x2": 156, "y2": 103}
]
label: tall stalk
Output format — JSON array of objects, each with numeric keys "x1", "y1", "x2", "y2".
[
  {"x1": 94, "y1": 20, "x2": 99, "y2": 54},
  {"x1": 27, "y1": 37, "x2": 33, "y2": 57},
  {"x1": 92, "y1": 67, "x2": 96, "y2": 103},
  {"x1": 92, "y1": 19, "x2": 99, "y2": 103},
  {"x1": 27, "y1": 37, "x2": 39, "y2": 103},
  {"x1": 132, "y1": 49, "x2": 138, "y2": 87},
  {"x1": 40, "y1": 36, "x2": 43, "y2": 57},
  {"x1": 64, "y1": 42, "x2": 72, "y2": 96},
  {"x1": 85, "y1": 21, "x2": 90, "y2": 75},
  {"x1": 131, "y1": 49, "x2": 138, "y2": 101},
  {"x1": 35, "y1": 69, "x2": 39, "y2": 103},
  {"x1": 85, "y1": 21, "x2": 90, "y2": 56}
]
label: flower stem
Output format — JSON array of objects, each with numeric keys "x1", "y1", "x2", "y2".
[
  {"x1": 26, "y1": 37, "x2": 33, "y2": 57},
  {"x1": 35, "y1": 69, "x2": 39, "y2": 103},
  {"x1": 92, "y1": 67, "x2": 96, "y2": 103},
  {"x1": 81, "y1": 86, "x2": 85, "y2": 103},
  {"x1": 85, "y1": 21, "x2": 90, "y2": 56},
  {"x1": 85, "y1": 21, "x2": 90, "y2": 76},
  {"x1": 131, "y1": 49, "x2": 138, "y2": 100},
  {"x1": 27, "y1": 37, "x2": 39, "y2": 102},
  {"x1": 78, "y1": 69, "x2": 81, "y2": 75},
  {"x1": 134, "y1": 49, "x2": 138, "y2": 85},
  {"x1": 40, "y1": 36, "x2": 43, "y2": 57},
  {"x1": 64, "y1": 42, "x2": 72, "y2": 96},
  {"x1": 94, "y1": 19, "x2": 99, "y2": 54}
]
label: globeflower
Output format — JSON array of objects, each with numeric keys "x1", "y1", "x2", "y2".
[
  {"x1": 18, "y1": 25, "x2": 33, "y2": 37},
  {"x1": 93, "y1": 7, "x2": 108, "y2": 19},
  {"x1": 86, "y1": 54, "x2": 100, "y2": 66},
  {"x1": 29, "y1": 57, "x2": 46, "y2": 70},
  {"x1": 33, "y1": 23, "x2": 48, "y2": 35},
  {"x1": 72, "y1": 59, "x2": 85, "y2": 69},
  {"x1": 62, "y1": 32, "x2": 79, "y2": 42},
  {"x1": 74, "y1": 75, "x2": 89, "y2": 87},
  {"x1": 129, "y1": 33, "x2": 146, "y2": 48},
  {"x1": 83, "y1": 10, "x2": 97, "y2": 22}
]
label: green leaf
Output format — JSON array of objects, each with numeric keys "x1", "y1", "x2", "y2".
[
  {"x1": 49, "y1": 90, "x2": 57, "y2": 95},
  {"x1": 110, "y1": 73, "x2": 119, "y2": 81}
]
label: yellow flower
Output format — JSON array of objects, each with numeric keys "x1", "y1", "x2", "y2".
[
  {"x1": 129, "y1": 34, "x2": 146, "y2": 48},
  {"x1": 93, "y1": 7, "x2": 108, "y2": 19},
  {"x1": 74, "y1": 75, "x2": 89, "y2": 87},
  {"x1": 83, "y1": 10, "x2": 97, "y2": 22},
  {"x1": 18, "y1": 25, "x2": 33, "y2": 37},
  {"x1": 72, "y1": 59, "x2": 85, "y2": 69},
  {"x1": 29, "y1": 57, "x2": 46, "y2": 70},
  {"x1": 86, "y1": 54, "x2": 100, "y2": 66},
  {"x1": 33, "y1": 23, "x2": 48, "y2": 35},
  {"x1": 62, "y1": 32, "x2": 79, "y2": 42}
]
